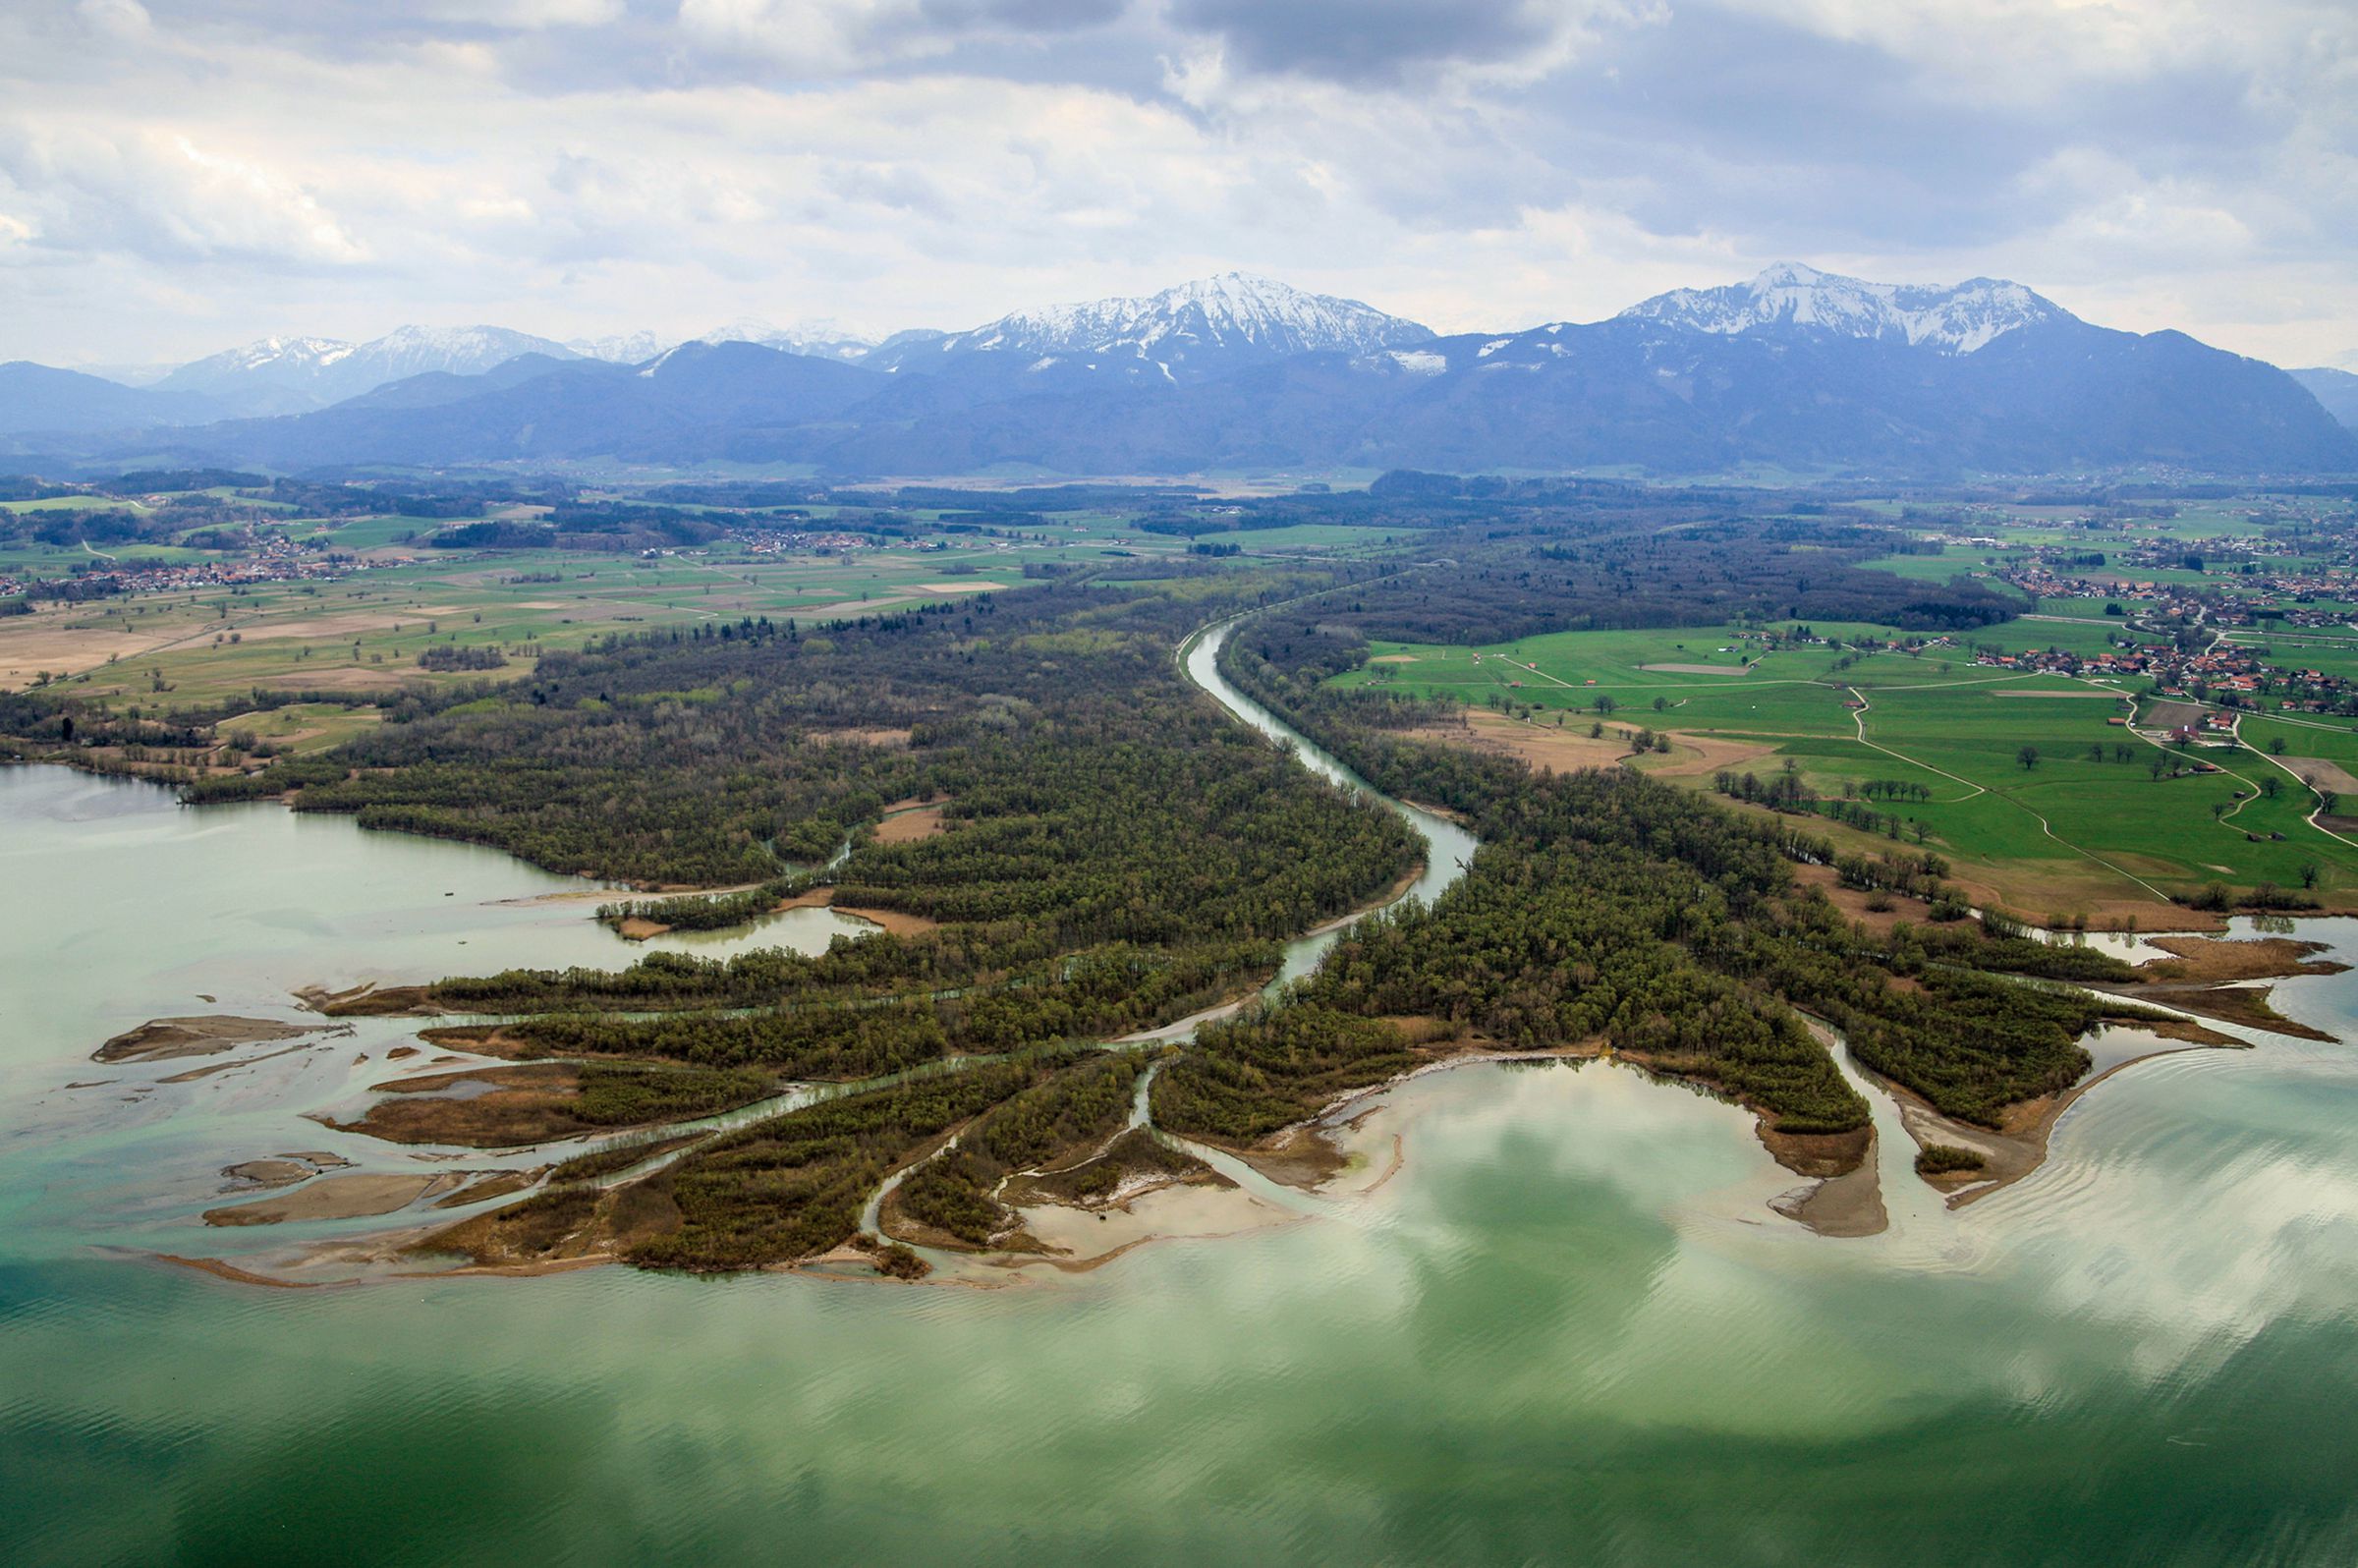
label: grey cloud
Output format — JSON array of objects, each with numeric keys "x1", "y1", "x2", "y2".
[
  {"x1": 1488, "y1": 3, "x2": 2311, "y2": 255},
  {"x1": 1166, "y1": 0, "x2": 1565, "y2": 84},
  {"x1": 918, "y1": 0, "x2": 1124, "y2": 28},
  {"x1": 0, "y1": 0, "x2": 2349, "y2": 367}
]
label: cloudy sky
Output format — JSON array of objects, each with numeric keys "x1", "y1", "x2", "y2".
[{"x1": 3, "y1": 0, "x2": 2352, "y2": 369}]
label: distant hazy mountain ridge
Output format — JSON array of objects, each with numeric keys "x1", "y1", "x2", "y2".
[
  {"x1": 568, "y1": 321, "x2": 876, "y2": 365},
  {"x1": 2290, "y1": 367, "x2": 2358, "y2": 431},
  {"x1": 6, "y1": 265, "x2": 2352, "y2": 476},
  {"x1": 153, "y1": 326, "x2": 581, "y2": 414}
]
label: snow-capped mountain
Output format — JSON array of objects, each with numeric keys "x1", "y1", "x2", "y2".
[
  {"x1": 872, "y1": 272, "x2": 1434, "y2": 382},
  {"x1": 154, "y1": 334, "x2": 356, "y2": 410},
  {"x1": 569, "y1": 322, "x2": 877, "y2": 365},
  {"x1": 13, "y1": 265, "x2": 2352, "y2": 474},
  {"x1": 341, "y1": 326, "x2": 577, "y2": 390},
  {"x1": 152, "y1": 325, "x2": 577, "y2": 413},
  {"x1": 1619, "y1": 262, "x2": 2069, "y2": 355},
  {"x1": 566, "y1": 330, "x2": 673, "y2": 364},
  {"x1": 694, "y1": 319, "x2": 875, "y2": 363}
]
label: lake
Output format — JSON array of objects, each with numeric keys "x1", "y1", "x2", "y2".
[{"x1": 4, "y1": 761, "x2": 2356, "y2": 1565}]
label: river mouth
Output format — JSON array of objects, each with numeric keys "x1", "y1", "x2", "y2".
[
  {"x1": 10, "y1": 698, "x2": 2358, "y2": 1558},
  {"x1": 7, "y1": 620, "x2": 2303, "y2": 1277}
]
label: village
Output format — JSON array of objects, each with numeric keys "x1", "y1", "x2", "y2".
[{"x1": 0, "y1": 532, "x2": 389, "y2": 604}]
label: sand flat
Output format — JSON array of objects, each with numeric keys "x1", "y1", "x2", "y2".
[
  {"x1": 1006, "y1": 1182, "x2": 1291, "y2": 1268},
  {"x1": 95, "y1": 1015, "x2": 321, "y2": 1063},
  {"x1": 1410, "y1": 711, "x2": 1631, "y2": 774},
  {"x1": 873, "y1": 803, "x2": 949, "y2": 843},
  {"x1": 203, "y1": 1172, "x2": 462, "y2": 1226}
]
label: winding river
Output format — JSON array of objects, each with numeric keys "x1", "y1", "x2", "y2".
[{"x1": 6, "y1": 626, "x2": 2358, "y2": 1560}]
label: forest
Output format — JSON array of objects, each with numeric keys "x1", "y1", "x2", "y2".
[
  {"x1": 183, "y1": 574, "x2": 1413, "y2": 891},
  {"x1": 2, "y1": 489, "x2": 2196, "y2": 1272},
  {"x1": 1164, "y1": 588, "x2": 2173, "y2": 1145}
]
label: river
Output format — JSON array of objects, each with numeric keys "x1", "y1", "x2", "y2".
[{"x1": 4, "y1": 633, "x2": 2358, "y2": 1562}]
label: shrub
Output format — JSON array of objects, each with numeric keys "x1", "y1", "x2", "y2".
[{"x1": 1915, "y1": 1144, "x2": 1986, "y2": 1176}]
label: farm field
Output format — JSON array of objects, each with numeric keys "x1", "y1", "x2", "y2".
[
  {"x1": 3, "y1": 537, "x2": 1081, "y2": 714},
  {"x1": 3, "y1": 470, "x2": 1451, "y2": 713},
  {"x1": 1337, "y1": 620, "x2": 2358, "y2": 919}
]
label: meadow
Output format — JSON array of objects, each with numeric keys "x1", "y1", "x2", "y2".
[
  {"x1": 1338, "y1": 619, "x2": 2358, "y2": 919},
  {"x1": 2, "y1": 531, "x2": 1157, "y2": 712}
]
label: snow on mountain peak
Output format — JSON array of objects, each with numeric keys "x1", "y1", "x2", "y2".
[
  {"x1": 1620, "y1": 263, "x2": 2070, "y2": 354},
  {"x1": 950, "y1": 272, "x2": 1433, "y2": 367},
  {"x1": 357, "y1": 324, "x2": 575, "y2": 377},
  {"x1": 568, "y1": 330, "x2": 671, "y2": 364},
  {"x1": 694, "y1": 319, "x2": 875, "y2": 362},
  {"x1": 573, "y1": 321, "x2": 877, "y2": 364},
  {"x1": 156, "y1": 323, "x2": 576, "y2": 402}
]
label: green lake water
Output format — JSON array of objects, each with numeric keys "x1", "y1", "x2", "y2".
[{"x1": 5, "y1": 761, "x2": 2358, "y2": 1564}]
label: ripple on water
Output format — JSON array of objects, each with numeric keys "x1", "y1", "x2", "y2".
[{"x1": 10, "y1": 738, "x2": 2358, "y2": 1559}]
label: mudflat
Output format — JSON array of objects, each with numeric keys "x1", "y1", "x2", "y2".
[
  {"x1": 203, "y1": 1172, "x2": 462, "y2": 1226},
  {"x1": 94, "y1": 1015, "x2": 321, "y2": 1063}
]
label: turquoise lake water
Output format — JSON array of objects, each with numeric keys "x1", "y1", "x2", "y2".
[{"x1": 4, "y1": 761, "x2": 2357, "y2": 1565}]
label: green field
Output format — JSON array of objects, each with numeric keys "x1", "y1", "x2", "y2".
[
  {"x1": 5, "y1": 534, "x2": 1121, "y2": 711},
  {"x1": 1335, "y1": 620, "x2": 2358, "y2": 917}
]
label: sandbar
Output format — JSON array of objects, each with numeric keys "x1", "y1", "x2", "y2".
[
  {"x1": 94, "y1": 1015, "x2": 322, "y2": 1063},
  {"x1": 203, "y1": 1172, "x2": 462, "y2": 1226}
]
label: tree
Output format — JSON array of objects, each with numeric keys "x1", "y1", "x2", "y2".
[
  {"x1": 2269, "y1": 736, "x2": 2287, "y2": 756},
  {"x1": 2016, "y1": 745, "x2": 2040, "y2": 770},
  {"x1": 1653, "y1": 696, "x2": 1668, "y2": 712},
  {"x1": 2260, "y1": 776, "x2": 2281, "y2": 799},
  {"x1": 2300, "y1": 861, "x2": 2323, "y2": 890}
]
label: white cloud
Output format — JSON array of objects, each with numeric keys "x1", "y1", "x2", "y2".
[
  {"x1": 1716, "y1": 0, "x2": 2341, "y2": 100},
  {"x1": 76, "y1": 0, "x2": 151, "y2": 41},
  {"x1": 677, "y1": 0, "x2": 960, "y2": 72},
  {"x1": 0, "y1": 0, "x2": 2345, "y2": 370},
  {"x1": 0, "y1": 124, "x2": 368, "y2": 268},
  {"x1": 424, "y1": 0, "x2": 625, "y2": 26}
]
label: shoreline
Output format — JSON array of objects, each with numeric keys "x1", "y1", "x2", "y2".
[{"x1": 1878, "y1": 1037, "x2": 2237, "y2": 1211}]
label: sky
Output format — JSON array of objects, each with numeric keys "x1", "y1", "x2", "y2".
[{"x1": 2, "y1": 0, "x2": 2352, "y2": 371}]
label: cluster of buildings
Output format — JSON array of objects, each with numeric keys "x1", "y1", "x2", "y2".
[
  {"x1": 1, "y1": 536, "x2": 384, "y2": 603},
  {"x1": 727, "y1": 529, "x2": 897, "y2": 556},
  {"x1": 1971, "y1": 637, "x2": 2356, "y2": 716}
]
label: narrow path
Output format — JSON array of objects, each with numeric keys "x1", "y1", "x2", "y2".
[
  {"x1": 2111, "y1": 691, "x2": 2292, "y2": 842},
  {"x1": 1845, "y1": 681, "x2": 2174, "y2": 903},
  {"x1": 1842, "y1": 685, "x2": 1985, "y2": 801},
  {"x1": 2240, "y1": 744, "x2": 2358, "y2": 853}
]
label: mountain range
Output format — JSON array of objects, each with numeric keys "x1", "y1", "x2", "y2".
[
  {"x1": 2291, "y1": 367, "x2": 2358, "y2": 431},
  {"x1": 4, "y1": 267, "x2": 2352, "y2": 477}
]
